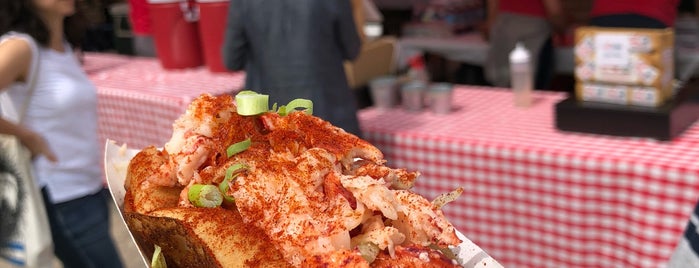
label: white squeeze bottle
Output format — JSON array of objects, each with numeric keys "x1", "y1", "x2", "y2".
[{"x1": 509, "y1": 42, "x2": 533, "y2": 107}]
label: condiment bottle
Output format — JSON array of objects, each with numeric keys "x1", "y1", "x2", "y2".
[
  {"x1": 407, "y1": 55, "x2": 430, "y2": 84},
  {"x1": 509, "y1": 42, "x2": 533, "y2": 107}
]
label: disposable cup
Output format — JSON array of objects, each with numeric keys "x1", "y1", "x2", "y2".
[
  {"x1": 369, "y1": 76, "x2": 398, "y2": 109},
  {"x1": 427, "y1": 83, "x2": 453, "y2": 114},
  {"x1": 401, "y1": 81, "x2": 427, "y2": 112}
]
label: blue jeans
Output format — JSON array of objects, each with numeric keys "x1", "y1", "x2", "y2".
[{"x1": 41, "y1": 188, "x2": 123, "y2": 268}]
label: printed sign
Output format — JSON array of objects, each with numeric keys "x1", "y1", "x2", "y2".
[
  {"x1": 630, "y1": 87, "x2": 660, "y2": 106},
  {"x1": 595, "y1": 34, "x2": 631, "y2": 66}
]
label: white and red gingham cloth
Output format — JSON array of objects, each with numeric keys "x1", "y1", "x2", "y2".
[
  {"x1": 83, "y1": 53, "x2": 246, "y2": 149},
  {"x1": 358, "y1": 86, "x2": 699, "y2": 268}
]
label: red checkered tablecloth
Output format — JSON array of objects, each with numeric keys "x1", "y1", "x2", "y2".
[
  {"x1": 84, "y1": 53, "x2": 246, "y2": 149},
  {"x1": 358, "y1": 86, "x2": 699, "y2": 268}
]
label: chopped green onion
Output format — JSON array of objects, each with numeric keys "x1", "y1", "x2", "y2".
[
  {"x1": 220, "y1": 163, "x2": 247, "y2": 203},
  {"x1": 235, "y1": 91, "x2": 269, "y2": 116},
  {"x1": 187, "y1": 184, "x2": 223, "y2": 208},
  {"x1": 219, "y1": 176, "x2": 236, "y2": 203},
  {"x1": 357, "y1": 242, "x2": 380, "y2": 263},
  {"x1": 235, "y1": 90, "x2": 312, "y2": 116},
  {"x1": 284, "y1": 99, "x2": 313, "y2": 115},
  {"x1": 276, "y1": 105, "x2": 287, "y2": 116},
  {"x1": 224, "y1": 163, "x2": 248, "y2": 180},
  {"x1": 151, "y1": 245, "x2": 167, "y2": 268},
  {"x1": 226, "y1": 138, "x2": 251, "y2": 157},
  {"x1": 236, "y1": 90, "x2": 258, "y2": 95}
]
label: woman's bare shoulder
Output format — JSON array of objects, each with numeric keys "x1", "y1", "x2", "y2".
[{"x1": 0, "y1": 37, "x2": 33, "y2": 85}]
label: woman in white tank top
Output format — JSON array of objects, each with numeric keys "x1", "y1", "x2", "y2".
[{"x1": 0, "y1": 0, "x2": 124, "y2": 267}]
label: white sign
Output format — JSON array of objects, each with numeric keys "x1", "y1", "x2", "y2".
[{"x1": 595, "y1": 33, "x2": 631, "y2": 66}]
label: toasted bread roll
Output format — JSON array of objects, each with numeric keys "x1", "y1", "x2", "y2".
[
  {"x1": 124, "y1": 146, "x2": 180, "y2": 214},
  {"x1": 125, "y1": 146, "x2": 290, "y2": 267},
  {"x1": 125, "y1": 207, "x2": 290, "y2": 268}
]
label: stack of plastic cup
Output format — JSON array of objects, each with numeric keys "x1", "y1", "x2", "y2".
[
  {"x1": 148, "y1": 0, "x2": 203, "y2": 69},
  {"x1": 196, "y1": 0, "x2": 230, "y2": 72},
  {"x1": 401, "y1": 81, "x2": 427, "y2": 112},
  {"x1": 369, "y1": 76, "x2": 398, "y2": 109},
  {"x1": 426, "y1": 83, "x2": 453, "y2": 114}
]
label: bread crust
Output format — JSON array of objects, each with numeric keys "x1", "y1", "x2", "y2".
[{"x1": 124, "y1": 148, "x2": 290, "y2": 268}]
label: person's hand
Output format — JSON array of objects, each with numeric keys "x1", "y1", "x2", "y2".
[{"x1": 18, "y1": 129, "x2": 58, "y2": 163}]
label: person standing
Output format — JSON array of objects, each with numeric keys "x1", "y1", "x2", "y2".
[
  {"x1": 483, "y1": 0, "x2": 567, "y2": 90},
  {"x1": 222, "y1": 0, "x2": 363, "y2": 135},
  {"x1": 128, "y1": 0, "x2": 156, "y2": 56},
  {"x1": 0, "y1": 0, "x2": 124, "y2": 267}
]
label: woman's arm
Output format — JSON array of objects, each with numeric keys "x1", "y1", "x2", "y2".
[
  {"x1": 221, "y1": 0, "x2": 248, "y2": 71},
  {"x1": 0, "y1": 118, "x2": 57, "y2": 162},
  {"x1": 0, "y1": 38, "x2": 58, "y2": 162}
]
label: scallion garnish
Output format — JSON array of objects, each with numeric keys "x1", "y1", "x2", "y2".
[
  {"x1": 224, "y1": 163, "x2": 248, "y2": 180},
  {"x1": 284, "y1": 98, "x2": 313, "y2": 115},
  {"x1": 276, "y1": 105, "x2": 287, "y2": 116},
  {"x1": 219, "y1": 176, "x2": 236, "y2": 203},
  {"x1": 236, "y1": 90, "x2": 258, "y2": 95},
  {"x1": 226, "y1": 138, "x2": 251, "y2": 157},
  {"x1": 187, "y1": 184, "x2": 223, "y2": 208},
  {"x1": 235, "y1": 91, "x2": 269, "y2": 116},
  {"x1": 151, "y1": 245, "x2": 167, "y2": 268},
  {"x1": 235, "y1": 90, "x2": 313, "y2": 116},
  {"x1": 220, "y1": 163, "x2": 248, "y2": 203}
]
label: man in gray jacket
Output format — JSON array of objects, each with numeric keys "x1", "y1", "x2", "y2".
[{"x1": 222, "y1": 0, "x2": 363, "y2": 135}]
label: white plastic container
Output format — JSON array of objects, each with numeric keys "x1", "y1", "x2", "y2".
[
  {"x1": 509, "y1": 42, "x2": 533, "y2": 107},
  {"x1": 401, "y1": 81, "x2": 426, "y2": 112},
  {"x1": 369, "y1": 76, "x2": 398, "y2": 109},
  {"x1": 426, "y1": 83, "x2": 453, "y2": 114}
]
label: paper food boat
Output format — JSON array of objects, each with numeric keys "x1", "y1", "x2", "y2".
[{"x1": 104, "y1": 139, "x2": 503, "y2": 268}]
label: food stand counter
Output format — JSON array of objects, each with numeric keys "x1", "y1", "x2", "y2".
[{"x1": 358, "y1": 86, "x2": 699, "y2": 267}]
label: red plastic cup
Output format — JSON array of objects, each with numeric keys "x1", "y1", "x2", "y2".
[
  {"x1": 147, "y1": 0, "x2": 203, "y2": 69},
  {"x1": 196, "y1": 0, "x2": 230, "y2": 73}
]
